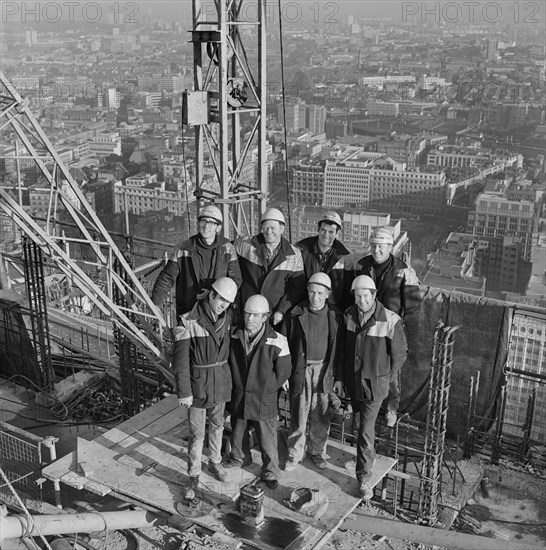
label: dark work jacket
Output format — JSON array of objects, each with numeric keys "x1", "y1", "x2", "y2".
[
  {"x1": 152, "y1": 234, "x2": 242, "y2": 319},
  {"x1": 297, "y1": 236, "x2": 352, "y2": 310},
  {"x1": 337, "y1": 301, "x2": 407, "y2": 403},
  {"x1": 227, "y1": 324, "x2": 291, "y2": 421},
  {"x1": 234, "y1": 234, "x2": 305, "y2": 315},
  {"x1": 172, "y1": 299, "x2": 233, "y2": 408},
  {"x1": 282, "y1": 301, "x2": 344, "y2": 395},
  {"x1": 350, "y1": 254, "x2": 421, "y2": 318}
]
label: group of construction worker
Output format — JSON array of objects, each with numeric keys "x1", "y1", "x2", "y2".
[{"x1": 151, "y1": 205, "x2": 421, "y2": 502}]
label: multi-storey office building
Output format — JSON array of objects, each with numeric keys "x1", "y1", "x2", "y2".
[
  {"x1": 324, "y1": 149, "x2": 447, "y2": 215},
  {"x1": 113, "y1": 181, "x2": 190, "y2": 216},
  {"x1": 292, "y1": 159, "x2": 325, "y2": 206},
  {"x1": 467, "y1": 192, "x2": 537, "y2": 261}
]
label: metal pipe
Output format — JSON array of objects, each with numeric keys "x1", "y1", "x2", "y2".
[{"x1": 0, "y1": 510, "x2": 161, "y2": 539}]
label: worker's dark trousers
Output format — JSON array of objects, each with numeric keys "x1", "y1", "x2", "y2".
[
  {"x1": 355, "y1": 376, "x2": 390, "y2": 482},
  {"x1": 230, "y1": 415, "x2": 280, "y2": 480}
]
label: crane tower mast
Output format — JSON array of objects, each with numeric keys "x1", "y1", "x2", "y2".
[
  {"x1": 188, "y1": 0, "x2": 268, "y2": 238},
  {"x1": 0, "y1": 0, "x2": 269, "y2": 387}
]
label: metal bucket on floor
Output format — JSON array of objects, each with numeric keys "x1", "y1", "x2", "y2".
[{"x1": 239, "y1": 481, "x2": 264, "y2": 527}]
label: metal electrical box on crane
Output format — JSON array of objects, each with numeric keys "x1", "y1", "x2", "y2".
[{"x1": 182, "y1": 91, "x2": 209, "y2": 126}]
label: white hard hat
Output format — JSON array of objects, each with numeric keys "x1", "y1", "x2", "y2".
[
  {"x1": 369, "y1": 227, "x2": 393, "y2": 244},
  {"x1": 211, "y1": 277, "x2": 237, "y2": 302},
  {"x1": 319, "y1": 211, "x2": 342, "y2": 230},
  {"x1": 261, "y1": 208, "x2": 285, "y2": 225},
  {"x1": 351, "y1": 275, "x2": 376, "y2": 292},
  {"x1": 198, "y1": 204, "x2": 223, "y2": 224},
  {"x1": 244, "y1": 294, "x2": 270, "y2": 314},
  {"x1": 308, "y1": 272, "x2": 332, "y2": 290}
]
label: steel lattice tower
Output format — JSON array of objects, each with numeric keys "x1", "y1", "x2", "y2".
[{"x1": 188, "y1": 0, "x2": 268, "y2": 238}]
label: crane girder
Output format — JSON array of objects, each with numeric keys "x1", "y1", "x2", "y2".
[{"x1": 0, "y1": 70, "x2": 171, "y2": 382}]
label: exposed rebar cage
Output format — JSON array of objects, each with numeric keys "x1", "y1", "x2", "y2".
[
  {"x1": 418, "y1": 322, "x2": 459, "y2": 525},
  {"x1": 113, "y1": 246, "x2": 167, "y2": 418},
  {"x1": 22, "y1": 238, "x2": 54, "y2": 391}
]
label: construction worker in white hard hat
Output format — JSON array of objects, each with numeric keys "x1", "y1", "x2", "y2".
[
  {"x1": 234, "y1": 207, "x2": 305, "y2": 328},
  {"x1": 282, "y1": 272, "x2": 345, "y2": 472},
  {"x1": 152, "y1": 203, "x2": 241, "y2": 320},
  {"x1": 297, "y1": 210, "x2": 352, "y2": 310},
  {"x1": 334, "y1": 275, "x2": 407, "y2": 502},
  {"x1": 172, "y1": 276, "x2": 239, "y2": 501},
  {"x1": 224, "y1": 295, "x2": 291, "y2": 490},
  {"x1": 348, "y1": 226, "x2": 421, "y2": 427}
]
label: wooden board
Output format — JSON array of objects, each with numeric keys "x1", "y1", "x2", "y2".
[
  {"x1": 73, "y1": 438, "x2": 312, "y2": 550},
  {"x1": 42, "y1": 395, "x2": 398, "y2": 549},
  {"x1": 260, "y1": 439, "x2": 396, "y2": 533}
]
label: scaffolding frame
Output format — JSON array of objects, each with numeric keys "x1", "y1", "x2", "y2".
[
  {"x1": 464, "y1": 309, "x2": 546, "y2": 469},
  {"x1": 0, "y1": 421, "x2": 57, "y2": 513}
]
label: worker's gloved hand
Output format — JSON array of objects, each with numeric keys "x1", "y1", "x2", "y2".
[
  {"x1": 178, "y1": 396, "x2": 193, "y2": 409},
  {"x1": 281, "y1": 380, "x2": 289, "y2": 392}
]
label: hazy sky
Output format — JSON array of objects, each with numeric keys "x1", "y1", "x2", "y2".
[
  {"x1": 136, "y1": 0, "x2": 546, "y2": 24},
  {"x1": 2, "y1": 1, "x2": 543, "y2": 31},
  {"x1": 139, "y1": 1, "x2": 401, "y2": 20}
]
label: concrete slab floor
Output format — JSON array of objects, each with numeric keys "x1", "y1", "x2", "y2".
[{"x1": 457, "y1": 462, "x2": 546, "y2": 549}]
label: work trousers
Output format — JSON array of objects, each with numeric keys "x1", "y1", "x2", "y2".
[
  {"x1": 230, "y1": 415, "x2": 280, "y2": 481},
  {"x1": 287, "y1": 360, "x2": 330, "y2": 462},
  {"x1": 355, "y1": 376, "x2": 390, "y2": 482},
  {"x1": 187, "y1": 403, "x2": 225, "y2": 478}
]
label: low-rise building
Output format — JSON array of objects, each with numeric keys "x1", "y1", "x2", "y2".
[{"x1": 88, "y1": 132, "x2": 121, "y2": 157}]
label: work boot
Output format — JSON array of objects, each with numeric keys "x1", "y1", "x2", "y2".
[
  {"x1": 358, "y1": 479, "x2": 373, "y2": 501},
  {"x1": 261, "y1": 477, "x2": 279, "y2": 490},
  {"x1": 283, "y1": 457, "x2": 298, "y2": 471},
  {"x1": 310, "y1": 454, "x2": 327, "y2": 469},
  {"x1": 386, "y1": 410, "x2": 397, "y2": 427},
  {"x1": 208, "y1": 461, "x2": 228, "y2": 482},
  {"x1": 184, "y1": 476, "x2": 199, "y2": 500},
  {"x1": 223, "y1": 455, "x2": 252, "y2": 469}
]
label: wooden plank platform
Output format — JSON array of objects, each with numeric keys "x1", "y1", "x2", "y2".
[{"x1": 42, "y1": 395, "x2": 397, "y2": 549}]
